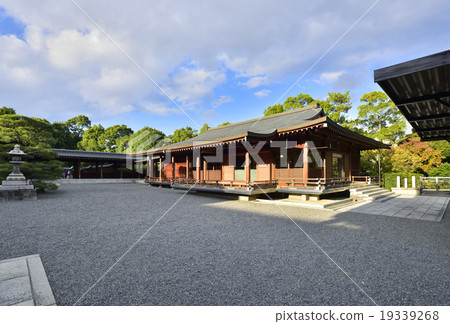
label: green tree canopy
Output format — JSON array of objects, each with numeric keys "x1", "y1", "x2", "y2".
[
  {"x1": 77, "y1": 124, "x2": 105, "y2": 151},
  {"x1": 116, "y1": 127, "x2": 166, "y2": 153},
  {"x1": 263, "y1": 92, "x2": 353, "y2": 127},
  {"x1": 0, "y1": 113, "x2": 61, "y2": 190},
  {"x1": 66, "y1": 115, "x2": 91, "y2": 138},
  {"x1": 429, "y1": 140, "x2": 450, "y2": 163},
  {"x1": 52, "y1": 115, "x2": 91, "y2": 150},
  {"x1": 199, "y1": 123, "x2": 210, "y2": 134},
  {"x1": 318, "y1": 91, "x2": 352, "y2": 125},
  {"x1": 0, "y1": 107, "x2": 16, "y2": 115},
  {"x1": 357, "y1": 91, "x2": 407, "y2": 144},
  {"x1": 217, "y1": 122, "x2": 231, "y2": 127},
  {"x1": 99, "y1": 124, "x2": 133, "y2": 152},
  {"x1": 264, "y1": 93, "x2": 315, "y2": 116},
  {"x1": 170, "y1": 126, "x2": 198, "y2": 144},
  {"x1": 428, "y1": 163, "x2": 450, "y2": 177}
]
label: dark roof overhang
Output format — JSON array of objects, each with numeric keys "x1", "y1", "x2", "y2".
[
  {"x1": 374, "y1": 50, "x2": 450, "y2": 141},
  {"x1": 51, "y1": 149, "x2": 128, "y2": 162}
]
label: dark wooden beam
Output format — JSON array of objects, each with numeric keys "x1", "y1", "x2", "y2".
[
  {"x1": 416, "y1": 126, "x2": 449, "y2": 133},
  {"x1": 409, "y1": 113, "x2": 450, "y2": 122},
  {"x1": 421, "y1": 136, "x2": 450, "y2": 141},
  {"x1": 394, "y1": 91, "x2": 450, "y2": 106},
  {"x1": 436, "y1": 98, "x2": 450, "y2": 109}
]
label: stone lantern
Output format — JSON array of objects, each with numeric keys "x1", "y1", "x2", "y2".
[
  {"x1": 0, "y1": 144, "x2": 36, "y2": 201},
  {"x1": 5, "y1": 145, "x2": 27, "y2": 182}
]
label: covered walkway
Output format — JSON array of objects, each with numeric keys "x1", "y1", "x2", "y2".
[{"x1": 51, "y1": 149, "x2": 142, "y2": 179}]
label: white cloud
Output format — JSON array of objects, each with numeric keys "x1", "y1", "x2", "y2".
[
  {"x1": 142, "y1": 102, "x2": 183, "y2": 116},
  {"x1": 254, "y1": 89, "x2": 271, "y2": 98},
  {"x1": 240, "y1": 76, "x2": 268, "y2": 89},
  {"x1": 164, "y1": 65, "x2": 226, "y2": 106},
  {"x1": 212, "y1": 95, "x2": 232, "y2": 108},
  {"x1": 315, "y1": 71, "x2": 343, "y2": 85},
  {"x1": 0, "y1": 0, "x2": 448, "y2": 126}
]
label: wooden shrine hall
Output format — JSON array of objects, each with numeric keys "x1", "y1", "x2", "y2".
[{"x1": 140, "y1": 104, "x2": 388, "y2": 198}]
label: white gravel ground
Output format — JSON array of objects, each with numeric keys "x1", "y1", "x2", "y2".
[{"x1": 0, "y1": 184, "x2": 449, "y2": 306}]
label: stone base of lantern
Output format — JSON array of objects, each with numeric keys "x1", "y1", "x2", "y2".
[{"x1": 0, "y1": 180, "x2": 37, "y2": 201}]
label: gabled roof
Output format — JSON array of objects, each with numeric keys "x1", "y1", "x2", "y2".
[
  {"x1": 148, "y1": 104, "x2": 388, "y2": 153},
  {"x1": 374, "y1": 50, "x2": 450, "y2": 141}
]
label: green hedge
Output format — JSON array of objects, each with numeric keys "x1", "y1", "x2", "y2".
[
  {"x1": 428, "y1": 163, "x2": 450, "y2": 177},
  {"x1": 383, "y1": 172, "x2": 423, "y2": 191}
]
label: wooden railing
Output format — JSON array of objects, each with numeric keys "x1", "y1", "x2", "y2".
[
  {"x1": 171, "y1": 178, "x2": 277, "y2": 190},
  {"x1": 351, "y1": 176, "x2": 379, "y2": 184},
  {"x1": 277, "y1": 177, "x2": 353, "y2": 190},
  {"x1": 150, "y1": 176, "x2": 379, "y2": 191}
]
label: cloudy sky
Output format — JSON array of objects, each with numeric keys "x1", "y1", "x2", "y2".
[{"x1": 0, "y1": 0, "x2": 449, "y2": 134}]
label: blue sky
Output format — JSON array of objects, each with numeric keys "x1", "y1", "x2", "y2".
[{"x1": 0, "y1": 0, "x2": 449, "y2": 135}]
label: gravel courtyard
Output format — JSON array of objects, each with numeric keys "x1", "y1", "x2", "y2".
[{"x1": 1, "y1": 183, "x2": 449, "y2": 306}]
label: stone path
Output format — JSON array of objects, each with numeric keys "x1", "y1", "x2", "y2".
[
  {"x1": 0, "y1": 255, "x2": 56, "y2": 306},
  {"x1": 338, "y1": 196, "x2": 449, "y2": 222}
]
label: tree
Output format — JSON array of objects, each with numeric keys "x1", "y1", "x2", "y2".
[
  {"x1": 116, "y1": 127, "x2": 166, "y2": 153},
  {"x1": 264, "y1": 93, "x2": 315, "y2": 116},
  {"x1": 98, "y1": 124, "x2": 133, "y2": 152},
  {"x1": 217, "y1": 122, "x2": 231, "y2": 127},
  {"x1": 199, "y1": 123, "x2": 210, "y2": 134},
  {"x1": 357, "y1": 91, "x2": 407, "y2": 182},
  {"x1": 263, "y1": 92, "x2": 353, "y2": 126},
  {"x1": 77, "y1": 124, "x2": 105, "y2": 151},
  {"x1": 429, "y1": 140, "x2": 450, "y2": 163},
  {"x1": 171, "y1": 126, "x2": 198, "y2": 144},
  {"x1": 319, "y1": 91, "x2": 352, "y2": 125},
  {"x1": 357, "y1": 91, "x2": 406, "y2": 144},
  {"x1": 52, "y1": 115, "x2": 91, "y2": 150},
  {"x1": 428, "y1": 163, "x2": 450, "y2": 177},
  {"x1": 360, "y1": 149, "x2": 393, "y2": 176},
  {"x1": 391, "y1": 137, "x2": 444, "y2": 174},
  {"x1": 0, "y1": 113, "x2": 61, "y2": 190},
  {"x1": 0, "y1": 107, "x2": 16, "y2": 115},
  {"x1": 66, "y1": 115, "x2": 91, "y2": 138}
]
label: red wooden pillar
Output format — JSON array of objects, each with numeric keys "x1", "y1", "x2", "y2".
[
  {"x1": 159, "y1": 156, "x2": 162, "y2": 181},
  {"x1": 186, "y1": 155, "x2": 189, "y2": 179},
  {"x1": 172, "y1": 156, "x2": 175, "y2": 179},
  {"x1": 245, "y1": 151, "x2": 250, "y2": 183},
  {"x1": 302, "y1": 142, "x2": 309, "y2": 181},
  {"x1": 203, "y1": 159, "x2": 207, "y2": 181},
  {"x1": 195, "y1": 153, "x2": 200, "y2": 180},
  {"x1": 348, "y1": 149, "x2": 352, "y2": 181}
]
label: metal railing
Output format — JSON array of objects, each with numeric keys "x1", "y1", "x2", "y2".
[{"x1": 420, "y1": 177, "x2": 450, "y2": 191}]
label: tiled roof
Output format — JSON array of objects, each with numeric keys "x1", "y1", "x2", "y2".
[{"x1": 152, "y1": 104, "x2": 325, "y2": 151}]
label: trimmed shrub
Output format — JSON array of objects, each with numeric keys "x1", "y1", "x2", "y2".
[{"x1": 383, "y1": 172, "x2": 423, "y2": 191}]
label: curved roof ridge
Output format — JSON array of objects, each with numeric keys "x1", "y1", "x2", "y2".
[{"x1": 206, "y1": 103, "x2": 322, "y2": 132}]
